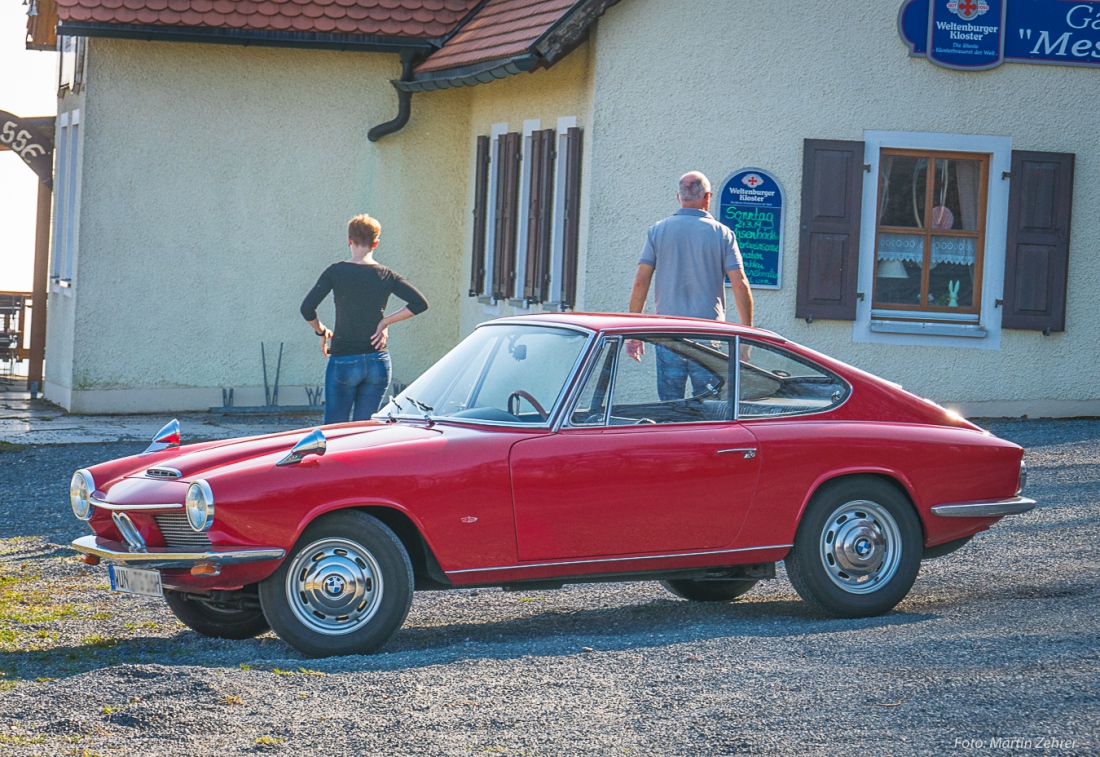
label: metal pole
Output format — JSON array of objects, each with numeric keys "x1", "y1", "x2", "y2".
[
  {"x1": 27, "y1": 180, "x2": 51, "y2": 395},
  {"x1": 272, "y1": 342, "x2": 283, "y2": 407},
  {"x1": 261, "y1": 343, "x2": 270, "y2": 406}
]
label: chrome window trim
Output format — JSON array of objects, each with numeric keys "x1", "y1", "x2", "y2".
[
  {"x1": 382, "y1": 324, "x2": 596, "y2": 431},
  {"x1": 445, "y1": 543, "x2": 793, "y2": 575},
  {"x1": 734, "y1": 335, "x2": 742, "y2": 421},
  {"x1": 735, "y1": 337, "x2": 854, "y2": 420}
]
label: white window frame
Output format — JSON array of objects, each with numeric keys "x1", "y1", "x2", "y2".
[
  {"x1": 854, "y1": 130, "x2": 1011, "y2": 351},
  {"x1": 51, "y1": 109, "x2": 82, "y2": 296}
]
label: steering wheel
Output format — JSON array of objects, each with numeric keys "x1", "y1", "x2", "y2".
[{"x1": 507, "y1": 390, "x2": 549, "y2": 421}]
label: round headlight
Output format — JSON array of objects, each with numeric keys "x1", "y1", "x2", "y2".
[
  {"x1": 185, "y1": 480, "x2": 215, "y2": 533},
  {"x1": 70, "y1": 469, "x2": 94, "y2": 521}
]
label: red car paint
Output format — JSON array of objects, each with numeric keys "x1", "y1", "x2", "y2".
[{"x1": 79, "y1": 313, "x2": 1024, "y2": 593}]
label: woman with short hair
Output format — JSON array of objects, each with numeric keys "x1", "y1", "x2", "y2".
[{"x1": 301, "y1": 214, "x2": 428, "y2": 424}]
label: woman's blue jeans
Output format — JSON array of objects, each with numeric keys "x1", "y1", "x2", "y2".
[{"x1": 324, "y1": 351, "x2": 391, "y2": 424}]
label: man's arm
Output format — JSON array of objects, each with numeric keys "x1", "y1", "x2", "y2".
[
  {"x1": 727, "y1": 268, "x2": 754, "y2": 327},
  {"x1": 629, "y1": 263, "x2": 655, "y2": 313}
]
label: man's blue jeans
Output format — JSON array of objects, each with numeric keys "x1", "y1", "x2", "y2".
[
  {"x1": 655, "y1": 344, "x2": 718, "y2": 401},
  {"x1": 324, "y1": 351, "x2": 391, "y2": 424}
]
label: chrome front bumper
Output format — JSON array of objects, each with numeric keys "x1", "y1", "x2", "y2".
[
  {"x1": 931, "y1": 496, "x2": 1037, "y2": 518},
  {"x1": 72, "y1": 535, "x2": 285, "y2": 569}
]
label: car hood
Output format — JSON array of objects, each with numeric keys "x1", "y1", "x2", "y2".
[{"x1": 127, "y1": 421, "x2": 441, "y2": 482}]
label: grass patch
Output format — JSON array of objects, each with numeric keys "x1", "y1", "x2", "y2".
[
  {"x1": 219, "y1": 694, "x2": 244, "y2": 706},
  {"x1": 0, "y1": 441, "x2": 26, "y2": 453},
  {"x1": 82, "y1": 634, "x2": 119, "y2": 650},
  {"x1": 0, "y1": 732, "x2": 45, "y2": 745},
  {"x1": 255, "y1": 736, "x2": 285, "y2": 745}
]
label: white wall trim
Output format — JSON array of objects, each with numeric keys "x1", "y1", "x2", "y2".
[
  {"x1": 854, "y1": 130, "x2": 1012, "y2": 351},
  {"x1": 946, "y1": 398, "x2": 1100, "y2": 420},
  {"x1": 55, "y1": 385, "x2": 328, "y2": 415}
]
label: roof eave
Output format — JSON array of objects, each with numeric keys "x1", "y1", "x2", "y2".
[
  {"x1": 55, "y1": 20, "x2": 437, "y2": 53},
  {"x1": 400, "y1": 0, "x2": 622, "y2": 92},
  {"x1": 396, "y1": 54, "x2": 539, "y2": 92}
]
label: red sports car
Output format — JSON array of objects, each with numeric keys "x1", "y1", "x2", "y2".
[{"x1": 70, "y1": 313, "x2": 1032, "y2": 657}]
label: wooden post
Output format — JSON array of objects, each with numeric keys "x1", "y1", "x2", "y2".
[{"x1": 27, "y1": 180, "x2": 50, "y2": 395}]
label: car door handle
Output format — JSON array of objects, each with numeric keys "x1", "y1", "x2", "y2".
[{"x1": 717, "y1": 447, "x2": 756, "y2": 459}]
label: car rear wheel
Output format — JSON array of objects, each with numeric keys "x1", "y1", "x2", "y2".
[
  {"x1": 163, "y1": 590, "x2": 270, "y2": 640},
  {"x1": 258, "y1": 510, "x2": 414, "y2": 657},
  {"x1": 786, "y1": 478, "x2": 922, "y2": 618},
  {"x1": 660, "y1": 579, "x2": 758, "y2": 602}
]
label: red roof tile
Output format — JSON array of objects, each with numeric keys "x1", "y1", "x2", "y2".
[
  {"x1": 56, "y1": 0, "x2": 480, "y2": 39},
  {"x1": 415, "y1": 0, "x2": 577, "y2": 73}
]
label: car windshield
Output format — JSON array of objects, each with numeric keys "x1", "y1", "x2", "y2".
[{"x1": 377, "y1": 324, "x2": 590, "y2": 425}]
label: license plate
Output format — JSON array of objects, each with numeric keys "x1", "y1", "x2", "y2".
[{"x1": 108, "y1": 565, "x2": 163, "y2": 597}]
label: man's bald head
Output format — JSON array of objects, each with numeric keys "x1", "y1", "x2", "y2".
[{"x1": 677, "y1": 172, "x2": 711, "y2": 209}]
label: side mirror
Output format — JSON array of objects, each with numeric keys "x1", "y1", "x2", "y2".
[
  {"x1": 143, "y1": 419, "x2": 180, "y2": 454},
  {"x1": 277, "y1": 428, "x2": 327, "y2": 467}
]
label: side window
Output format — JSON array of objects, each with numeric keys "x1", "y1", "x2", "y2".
[
  {"x1": 607, "y1": 336, "x2": 732, "y2": 425},
  {"x1": 738, "y1": 340, "x2": 849, "y2": 418},
  {"x1": 569, "y1": 339, "x2": 615, "y2": 426}
]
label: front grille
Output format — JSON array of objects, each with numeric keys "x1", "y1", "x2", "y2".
[{"x1": 154, "y1": 514, "x2": 212, "y2": 551}]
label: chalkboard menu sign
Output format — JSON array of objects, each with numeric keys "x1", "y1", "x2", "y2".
[{"x1": 717, "y1": 168, "x2": 784, "y2": 289}]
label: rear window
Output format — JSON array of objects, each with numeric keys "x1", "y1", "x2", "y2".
[{"x1": 738, "y1": 340, "x2": 850, "y2": 418}]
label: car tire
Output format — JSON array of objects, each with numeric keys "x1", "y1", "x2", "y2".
[
  {"x1": 258, "y1": 510, "x2": 414, "y2": 658},
  {"x1": 163, "y1": 590, "x2": 270, "y2": 640},
  {"x1": 786, "y1": 477, "x2": 922, "y2": 618},
  {"x1": 660, "y1": 579, "x2": 758, "y2": 602}
]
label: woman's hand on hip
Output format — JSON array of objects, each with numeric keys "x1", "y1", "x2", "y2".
[{"x1": 371, "y1": 323, "x2": 389, "y2": 351}]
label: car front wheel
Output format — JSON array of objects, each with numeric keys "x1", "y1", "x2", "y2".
[
  {"x1": 786, "y1": 478, "x2": 922, "y2": 618},
  {"x1": 259, "y1": 511, "x2": 414, "y2": 657}
]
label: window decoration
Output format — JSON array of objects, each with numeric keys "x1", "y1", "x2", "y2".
[{"x1": 872, "y1": 150, "x2": 988, "y2": 317}]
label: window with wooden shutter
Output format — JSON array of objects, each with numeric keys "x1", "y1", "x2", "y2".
[
  {"x1": 796, "y1": 139, "x2": 864, "y2": 321},
  {"x1": 469, "y1": 135, "x2": 490, "y2": 297},
  {"x1": 872, "y1": 150, "x2": 989, "y2": 318},
  {"x1": 1002, "y1": 151, "x2": 1074, "y2": 333},
  {"x1": 560, "y1": 126, "x2": 583, "y2": 311},
  {"x1": 523, "y1": 128, "x2": 555, "y2": 304},
  {"x1": 491, "y1": 131, "x2": 521, "y2": 300}
]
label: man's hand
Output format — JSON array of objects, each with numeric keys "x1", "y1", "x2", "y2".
[
  {"x1": 371, "y1": 323, "x2": 389, "y2": 350},
  {"x1": 625, "y1": 339, "x2": 645, "y2": 362},
  {"x1": 319, "y1": 329, "x2": 331, "y2": 357}
]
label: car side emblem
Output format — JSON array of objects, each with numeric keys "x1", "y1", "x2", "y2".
[{"x1": 460, "y1": 516, "x2": 478, "y2": 524}]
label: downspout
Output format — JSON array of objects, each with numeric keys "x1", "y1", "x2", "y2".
[{"x1": 368, "y1": 51, "x2": 416, "y2": 142}]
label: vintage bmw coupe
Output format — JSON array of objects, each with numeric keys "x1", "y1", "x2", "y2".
[{"x1": 70, "y1": 313, "x2": 1033, "y2": 657}]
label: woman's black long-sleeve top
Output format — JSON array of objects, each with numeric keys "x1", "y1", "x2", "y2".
[{"x1": 300, "y1": 261, "x2": 429, "y2": 357}]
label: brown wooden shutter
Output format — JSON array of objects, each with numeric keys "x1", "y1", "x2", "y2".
[
  {"x1": 560, "y1": 126, "x2": 583, "y2": 310},
  {"x1": 469, "y1": 135, "x2": 490, "y2": 297},
  {"x1": 1002, "y1": 151, "x2": 1074, "y2": 332},
  {"x1": 796, "y1": 139, "x2": 864, "y2": 321},
  {"x1": 523, "y1": 129, "x2": 556, "y2": 303},
  {"x1": 492, "y1": 132, "x2": 521, "y2": 300}
]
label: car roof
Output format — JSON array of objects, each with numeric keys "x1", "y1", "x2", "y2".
[{"x1": 486, "y1": 312, "x2": 786, "y2": 341}]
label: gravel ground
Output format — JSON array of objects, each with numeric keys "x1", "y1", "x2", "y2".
[{"x1": 0, "y1": 420, "x2": 1096, "y2": 756}]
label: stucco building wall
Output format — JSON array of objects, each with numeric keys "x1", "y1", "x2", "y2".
[
  {"x1": 584, "y1": 0, "x2": 1099, "y2": 414},
  {"x1": 46, "y1": 39, "x2": 467, "y2": 412}
]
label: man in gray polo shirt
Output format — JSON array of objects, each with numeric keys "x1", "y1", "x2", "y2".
[{"x1": 627, "y1": 171, "x2": 754, "y2": 399}]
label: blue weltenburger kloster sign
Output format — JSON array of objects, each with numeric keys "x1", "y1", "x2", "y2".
[
  {"x1": 717, "y1": 169, "x2": 784, "y2": 290},
  {"x1": 900, "y1": 0, "x2": 1100, "y2": 69}
]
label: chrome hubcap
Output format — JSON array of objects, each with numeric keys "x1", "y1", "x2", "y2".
[
  {"x1": 285, "y1": 538, "x2": 383, "y2": 635},
  {"x1": 819, "y1": 500, "x2": 901, "y2": 594}
]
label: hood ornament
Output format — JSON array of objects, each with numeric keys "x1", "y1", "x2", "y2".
[
  {"x1": 143, "y1": 419, "x2": 180, "y2": 454},
  {"x1": 277, "y1": 428, "x2": 327, "y2": 467}
]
